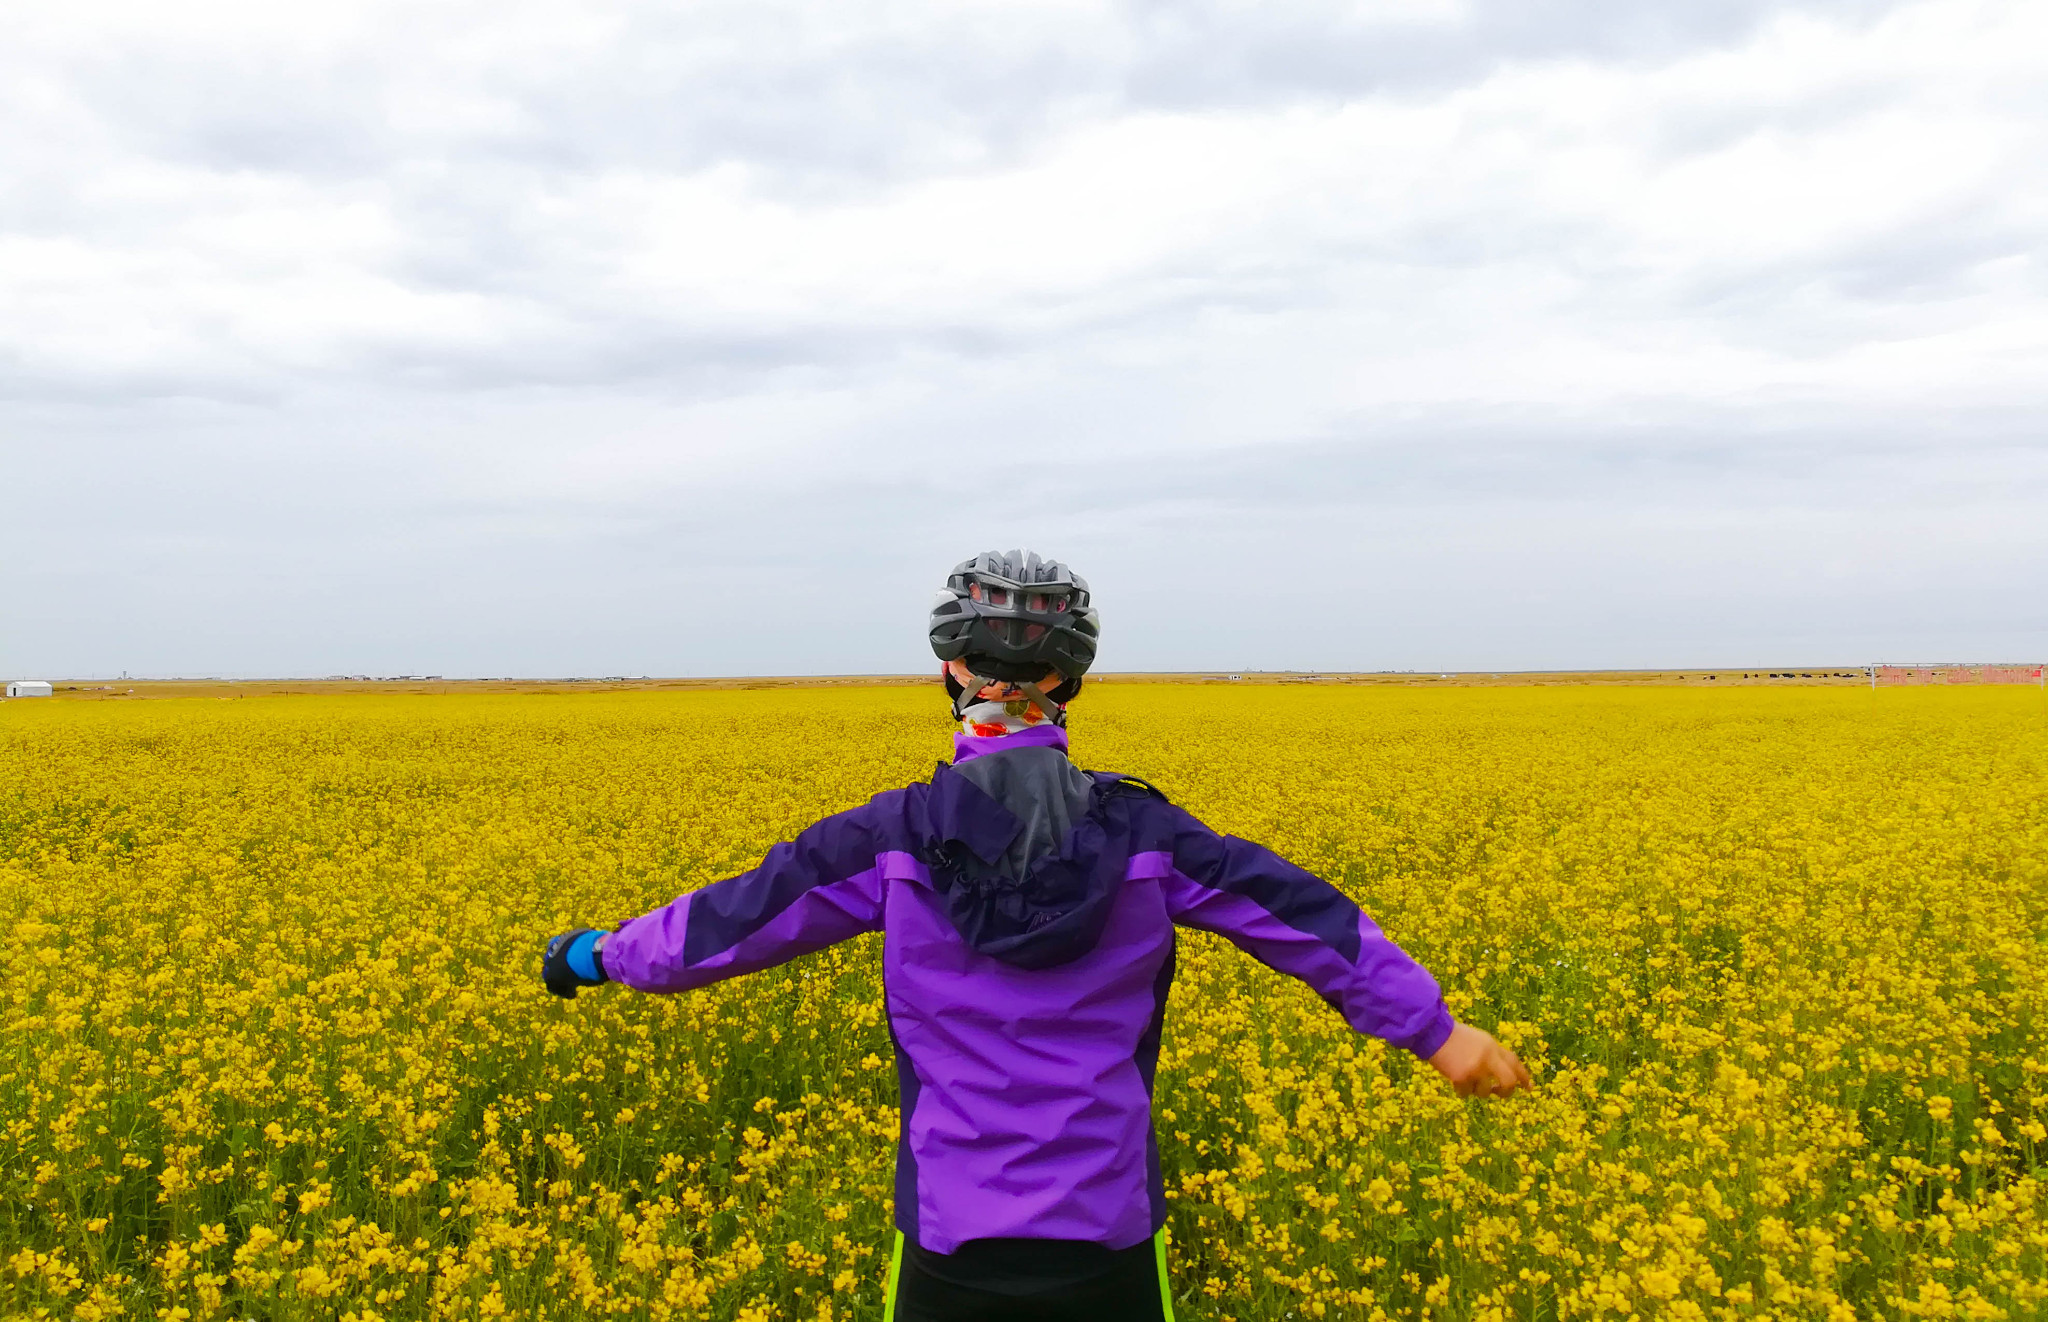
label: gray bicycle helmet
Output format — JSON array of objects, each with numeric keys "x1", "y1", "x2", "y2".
[{"x1": 930, "y1": 550, "x2": 1100, "y2": 722}]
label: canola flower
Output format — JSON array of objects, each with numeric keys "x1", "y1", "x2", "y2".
[{"x1": 1, "y1": 683, "x2": 2044, "y2": 1320}]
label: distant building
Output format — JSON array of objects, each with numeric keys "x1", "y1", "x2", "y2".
[{"x1": 6, "y1": 681, "x2": 54, "y2": 698}]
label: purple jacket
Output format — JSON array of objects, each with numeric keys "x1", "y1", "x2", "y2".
[{"x1": 604, "y1": 726, "x2": 1452, "y2": 1254}]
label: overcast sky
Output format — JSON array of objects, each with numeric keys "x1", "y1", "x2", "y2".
[{"x1": 3, "y1": 0, "x2": 2043, "y2": 678}]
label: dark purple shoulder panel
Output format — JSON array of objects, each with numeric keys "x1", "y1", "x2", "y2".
[
  {"x1": 1163, "y1": 803, "x2": 1365, "y2": 963},
  {"x1": 681, "y1": 785, "x2": 927, "y2": 966}
]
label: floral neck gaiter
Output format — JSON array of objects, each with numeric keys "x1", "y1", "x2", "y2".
[
  {"x1": 954, "y1": 699, "x2": 1056, "y2": 740},
  {"x1": 957, "y1": 689, "x2": 1060, "y2": 738}
]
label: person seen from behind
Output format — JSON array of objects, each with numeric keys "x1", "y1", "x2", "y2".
[{"x1": 542, "y1": 550, "x2": 1532, "y2": 1320}]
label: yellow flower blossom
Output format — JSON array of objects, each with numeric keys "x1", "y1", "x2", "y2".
[{"x1": 0, "y1": 683, "x2": 2042, "y2": 1319}]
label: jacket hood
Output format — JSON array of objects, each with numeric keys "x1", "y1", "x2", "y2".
[{"x1": 922, "y1": 762, "x2": 1143, "y2": 970}]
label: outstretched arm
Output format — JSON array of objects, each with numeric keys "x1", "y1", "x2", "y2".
[
  {"x1": 545, "y1": 794, "x2": 898, "y2": 997},
  {"x1": 1160, "y1": 808, "x2": 1529, "y2": 1097}
]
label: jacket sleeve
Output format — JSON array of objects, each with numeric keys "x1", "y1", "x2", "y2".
[
  {"x1": 1160, "y1": 805, "x2": 1454, "y2": 1058},
  {"x1": 601, "y1": 793, "x2": 897, "y2": 994}
]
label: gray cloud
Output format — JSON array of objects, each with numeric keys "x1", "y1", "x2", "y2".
[
  {"x1": 2, "y1": 0, "x2": 2044, "y2": 677},
  {"x1": 51, "y1": 1, "x2": 1905, "y2": 189}
]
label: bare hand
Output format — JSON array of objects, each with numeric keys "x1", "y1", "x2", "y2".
[{"x1": 1427, "y1": 1021, "x2": 1534, "y2": 1099}]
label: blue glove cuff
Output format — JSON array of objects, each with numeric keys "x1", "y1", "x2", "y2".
[{"x1": 566, "y1": 929, "x2": 608, "y2": 982}]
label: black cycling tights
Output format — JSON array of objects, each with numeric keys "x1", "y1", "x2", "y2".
[{"x1": 884, "y1": 1232, "x2": 1175, "y2": 1322}]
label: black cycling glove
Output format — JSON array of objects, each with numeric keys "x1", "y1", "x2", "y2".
[{"x1": 542, "y1": 928, "x2": 610, "y2": 999}]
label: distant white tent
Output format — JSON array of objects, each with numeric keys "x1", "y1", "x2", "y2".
[{"x1": 6, "y1": 681, "x2": 53, "y2": 698}]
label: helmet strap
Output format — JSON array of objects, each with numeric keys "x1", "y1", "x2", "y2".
[
  {"x1": 951, "y1": 673, "x2": 991, "y2": 721},
  {"x1": 950, "y1": 673, "x2": 1069, "y2": 729},
  {"x1": 1018, "y1": 680, "x2": 1068, "y2": 729}
]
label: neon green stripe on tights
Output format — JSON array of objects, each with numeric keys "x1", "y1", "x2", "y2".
[
  {"x1": 1155, "y1": 1229, "x2": 1176, "y2": 1321},
  {"x1": 883, "y1": 1231, "x2": 905, "y2": 1320}
]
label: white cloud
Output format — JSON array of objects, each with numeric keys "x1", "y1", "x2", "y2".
[{"x1": 2, "y1": 0, "x2": 2043, "y2": 675}]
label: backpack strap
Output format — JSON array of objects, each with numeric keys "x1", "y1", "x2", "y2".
[{"x1": 1084, "y1": 770, "x2": 1169, "y2": 802}]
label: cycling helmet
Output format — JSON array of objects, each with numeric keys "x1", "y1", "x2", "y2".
[{"x1": 930, "y1": 550, "x2": 1100, "y2": 722}]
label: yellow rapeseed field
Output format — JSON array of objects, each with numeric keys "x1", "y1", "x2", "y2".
[{"x1": 2, "y1": 684, "x2": 2045, "y2": 1321}]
